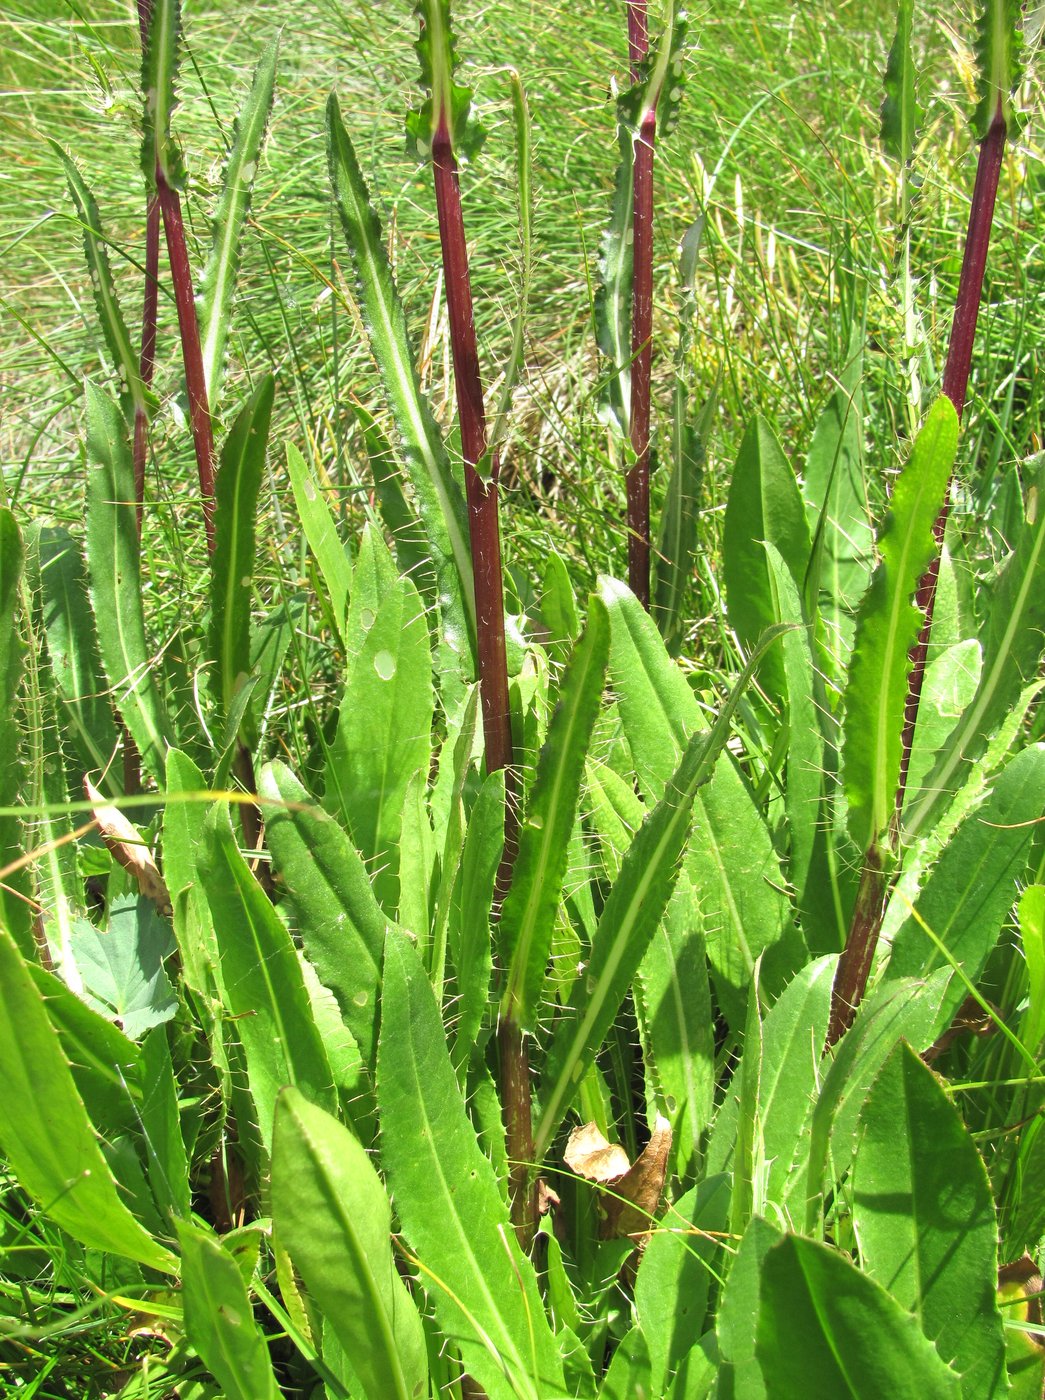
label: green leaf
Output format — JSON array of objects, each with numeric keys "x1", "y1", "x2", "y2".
[
  {"x1": 854, "y1": 1043, "x2": 1006, "y2": 1397},
  {"x1": 974, "y1": 0, "x2": 1024, "y2": 136},
  {"x1": 634, "y1": 1174, "x2": 729, "y2": 1394},
  {"x1": 327, "y1": 92, "x2": 475, "y2": 671},
  {"x1": 500, "y1": 597, "x2": 609, "y2": 1028},
  {"x1": 910, "y1": 452, "x2": 1045, "y2": 832},
  {"x1": 260, "y1": 760, "x2": 395, "y2": 1072},
  {"x1": 208, "y1": 375, "x2": 275, "y2": 726},
  {"x1": 901, "y1": 638, "x2": 981, "y2": 813},
  {"x1": 886, "y1": 743, "x2": 1045, "y2": 1026},
  {"x1": 378, "y1": 934, "x2": 565, "y2": 1400},
  {"x1": 1018, "y1": 884, "x2": 1045, "y2": 1053},
  {"x1": 843, "y1": 396, "x2": 959, "y2": 852},
  {"x1": 535, "y1": 623, "x2": 791, "y2": 1162},
  {"x1": 803, "y1": 970, "x2": 951, "y2": 1233},
  {"x1": 273, "y1": 1089, "x2": 428, "y2": 1400},
  {"x1": 286, "y1": 443, "x2": 352, "y2": 646},
  {"x1": 881, "y1": 0, "x2": 921, "y2": 165},
  {"x1": 140, "y1": 1026, "x2": 191, "y2": 1223},
  {"x1": 722, "y1": 416, "x2": 811, "y2": 702},
  {"x1": 72, "y1": 895, "x2": 177, "y2": 1040},
  {"x1": 0, "y1": 509, "x2": 31, "y2": 957},
  {"x1": 707, "y1": 957, "x2": 835, "y2": 1216},
  {"x1": 803, "y1": 341, "x2": 871, "y2": 675},
  {"x1": 325, "y1": 565, "x2": 433, "y2": 912},
  {"x1": 754, "y1": 1235, "x2": 962, "y2": 1398},
  {"x1": 198, "y1": 39, "x2": 279, "y2": 408},
  {"x1": 198, "y1": 802, "x2": 336, "y2": 1147},
  {"x1": 36, "y1": 525, "x2": 119, "y2": 785},
  {"x1": 51, "y1": 145, "x2": 149, "y2": 415},
  {"x1": 0, "y1": 923, "x2": 175, "y2": 1271},
  {"x1": 599, "y1": 1327, "x2": 653, "y2": 1400},
  {"x1": 406, "y1": 0, "x2": 485, "y2": 164},
  {"x1": 635, "y1": 874, "x2": 714, "y2": 1184},
  {"x1": 601, "y1": 578, "x2": 800, "y2": 1027},
  {"x1": 448, "y1": 769, "x2": 502, "y2": 1070},
  {"x1": 141, "y1": 0, "x2": 185, "y2": 190},
  {"x1": 163, "y1": 749, "x2": 222, "y2": 1001},
  {"x1": 85, "y1": 380, "x2": 172, "y2": 781},
  {"x1": 179, "y1": 1222, "x2": 280, "y2": 1400},
  {"x1": 715, "y1": 1215, "x2": 782, "y2": 1399}
]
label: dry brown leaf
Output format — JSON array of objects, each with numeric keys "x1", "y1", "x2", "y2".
[
  {"x1": 602, "y1": 1115, "x2": 673, "y2": 1244},
  {"x1": 564, "y1": 1122, "x2": 631, "y2": 1183},
  {"x1": 85, "y1": 777, "x2": 172, "y2": 916}
]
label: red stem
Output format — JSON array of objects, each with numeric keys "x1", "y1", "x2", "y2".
[
  {"x1": 431, "y1": 115, "x2": 527, "y2": 1235},
  {"x1": 157, "y1": 173, "x2": 217, "y2": 555},
  {"x1": 626, "y1": 0, "x2": 648, "y2": 80}
]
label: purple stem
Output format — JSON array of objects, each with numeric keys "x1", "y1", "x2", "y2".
[{"x1": 430, "y1": 113, "x2": 527, "y2": 1236}]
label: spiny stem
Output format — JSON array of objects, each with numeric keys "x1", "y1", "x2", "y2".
[
  {"x1": 826, "y1": 845, "x2": 888, "y2": 1046},
  {"x1": 131, "y1": 196, "x2": 160, "y2": 538}
]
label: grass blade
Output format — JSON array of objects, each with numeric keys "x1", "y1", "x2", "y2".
[
  {"x1": 272, "y1": 1088, "x2": 428, "y2": 1400},
  {"x1": 198, "y1": 38, "x2": 279, "y2": 409}
]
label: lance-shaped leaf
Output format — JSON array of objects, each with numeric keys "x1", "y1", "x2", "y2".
[
  {"x1": 324, "y1": 563, "x2": 433, "y2": 913},
  {"x1": 974, "y1": 0, "x2": 1025, "y2": 136},
  {"x1": 499, "y1": 598, "x2": 609, "y2": 1030},
  {"x1": 755, "y1": 1235, "x2": 962, "y2": 1398},
  {"x1": 0, "y1": 509, "x2": 31, "y2": 957},
  {"x1": 596, "y1": 2, "x2": 687, "y2": 436},
  {"x1": 85, "y1": 380, "x2": 172, "y2": 781},
  {"x1": 327, "y1": 92, "x2": 475, "y2": 671},
  {"x1": 406, "y1": 0, "x2": 485, "y2": 164},
  {"x1": 378, "y1": 934, "x2": 565, "y2": 1400},
  {"x1": 534, "y1": 625, "x2": 790, "y2": 1163},
  {"x1": 208, "y1": 375, "x2": 274, "y2": 727},
  {"x1": 198, "y1": 38, "x2": 278, "y2": 408},
  {"x1": 909, "y1": 452, "x2": 1045, "y2": 832},
  {"x1": 886, "y1": 743, "x2": 1045, "y2": 1027},
  {"x1": 141, "y1": 0, "x2": 186, "y2": 191},
  {"x1": 36, "y1": 525, "x2": 119, "y2": 785},
  {"x1": 198, "y1": 802, "x2": 336, "y2": 1147},
  {"x1": 0, "y1": 923, "x2": 175, "y2": 1271},
  {"x1": 843, "y1": 396, "x2": 958, "y2": 852},
  {"x1": 260, "y1": 760, "x2": 396, "y2": 1071},
  {"x1": 601, "y1": 578, "x2": 798, "y2": 1026},
  {"x1": 285, "y1": 442, "x2": 352, "y2": 646},
  {"x1": 881, "y1": 0, "x2": 921, "y2": 165},
  {"x1": 854, "y1": 1043, "x2": 1006, "y2": 1397},
  {"x1": 180, "y1": 1222, "x2": 280, "y2": 1400},
  {"x1": 273, "y1": 1089, "x2": 428, "y2": 1400},
  {"x1": 51, "y1": 145, "x2": 149, "y2": 416},
  {"x1": 722, "y1": 416, "x2": 811, "y2": 702}
]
